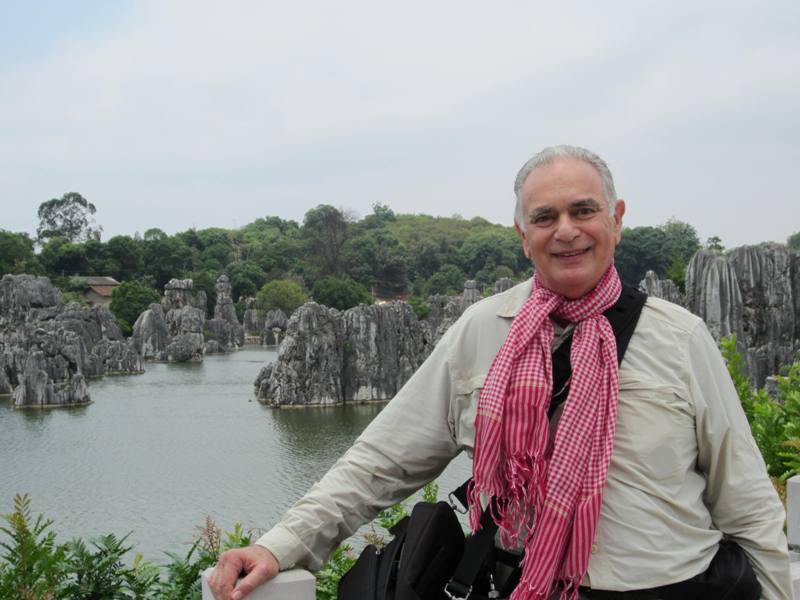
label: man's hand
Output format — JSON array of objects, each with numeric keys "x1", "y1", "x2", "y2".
[{"x1": 208, "y1": 544, "x2": 279, "y2": 600}]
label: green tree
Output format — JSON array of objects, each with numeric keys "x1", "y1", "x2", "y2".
[
  {"x1": 143, "y1": 228, "x2": 168, "y2": 242},
  {"x1": 615, "y1": 226, "x2": 669, "y2": 285},
  {"x1": 256, "y1": 279, "x2": 309, "y2": 315},
  {"x1": 706, "y1": 235, "x2": 725, "y2": 252},
  {"x1": 0, "y1": 494, "x2": 66, "y2": 599},
  {"x1": 302, "y1": 205, "x2": 350, "y2": 276},
  {"x1": 106, "y1": 235, "x2": 144, "y2": 281},
  {"x1": 458, "y1": 229, "x2": 522, "y2": 279},
  {"x1": 36, "y1": 192, "x2": 102, "y2": 244},
  {"x1": 109, "y1": 280, "x2": 161, "y2": 336},
  {"x1": 226, "y1": 260, "x2": 267, "y2": 301},
  {"x1": 141, "y1": 236, "x2": 193, "y2": 289},
  {"x1": 426, "y1": 265, "x2": 467, "y2": 295},
  {"x1": 788, "y1": 231, "x2": 800, "y2": 252},
  {"x1": 0, "y1": 230, "x2": 39, "y2": 275},
  {"x1": 312, "y1": 276, "x2": 372, "y2": 310},
  {"x1": 38, "y1": 238, "x2": 89, "y2": 278}
]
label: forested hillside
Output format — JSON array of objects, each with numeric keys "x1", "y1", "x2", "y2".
[{"x1": 2, "y1": 194, "x2": 751, "y2": 333}]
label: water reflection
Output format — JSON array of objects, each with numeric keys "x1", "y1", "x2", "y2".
[{"x1": 269, "y1": 404, "x2": 384, "y2": 460}]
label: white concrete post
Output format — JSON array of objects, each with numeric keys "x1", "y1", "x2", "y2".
[
  {"x1": 200, "y1": 568, "x2": 316, "y2": 600},
  {"x1": 787, "y1": 475, "x2": 800, "y2": 549}
]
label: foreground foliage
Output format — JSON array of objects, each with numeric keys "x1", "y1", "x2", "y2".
[
  {"x1": 0, "y1": 496, "x2": 251, "y2": 600},
  {"x1": 721, "y1": 336, "x2": 800, "y2": 489}
]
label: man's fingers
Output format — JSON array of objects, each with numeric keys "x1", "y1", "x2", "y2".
[
  {"x1": 231, "y1": 562, "x2": 272, "y2": 600},
  {"x1": 209, "y1": 552, "x2": 243, "y2": 599}
]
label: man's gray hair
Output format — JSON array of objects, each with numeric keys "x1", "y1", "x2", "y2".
[{"x1": 513, "y1": 145, "x2": 618, "y2": 228}]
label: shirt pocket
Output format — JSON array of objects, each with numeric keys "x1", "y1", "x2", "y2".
[
  {"x1": 612, "y1": 377, "x2": 696, "y2": 486},
  {"x1": 450, "y1": 373, "x2": 488, "y2": 456}
]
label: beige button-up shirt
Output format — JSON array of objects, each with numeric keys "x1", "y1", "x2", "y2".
[{"x1": 257, "y1": 280, "x2": 792, "y2": 599}]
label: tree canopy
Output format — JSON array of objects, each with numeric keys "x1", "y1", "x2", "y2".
[
  {"x1": 256, "y1": 279, "x2": 309, "y2": 315},
  {"x1": 109, "y1": 281, "x2": 161, "y2": 336},
  {"x1": 312, "y1": 276, "x2": 372, "y2": 310},
  {"x1": 37, "y1": 192, "x2": 102, "y2": 244}
]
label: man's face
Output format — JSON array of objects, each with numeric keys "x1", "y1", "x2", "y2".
[{"x1": 515, "y1": 157, "x2": 625, "y2": 299}]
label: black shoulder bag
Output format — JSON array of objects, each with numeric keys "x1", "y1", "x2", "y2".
[{"x1": 339, "y1": 286, "x2": 647, "y2": 600}]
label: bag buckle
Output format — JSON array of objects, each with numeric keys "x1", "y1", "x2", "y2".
[
  {"x1": 444, "y1": 581, "x2": 472, "y2": 600},
  {"x1": 448, "y1": 492, "x2": 468, "y2": 514}
]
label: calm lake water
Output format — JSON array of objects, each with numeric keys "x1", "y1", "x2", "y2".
[{"x1": 0, "y1": 345, "x2": 469, "y2": 562}]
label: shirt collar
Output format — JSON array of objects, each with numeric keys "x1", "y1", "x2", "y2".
[{"x1": 495, "y1": 278, "x2": 533, "y2": 318}]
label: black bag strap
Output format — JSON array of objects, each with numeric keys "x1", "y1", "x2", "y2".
[
  {"x1": 444, "y1": 284, "x2": 648, "y2": 598},
  {"x1": 551, "y1": 283, "x2": 647, "y2": 413}
]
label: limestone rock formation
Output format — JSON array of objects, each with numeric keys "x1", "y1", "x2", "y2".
[
  {"x1": 638, "y1": 271, "x2": 685, "y2": 306},
  {"x1": 685, "y1": 244, "x2": 799, "y2": 386},
  {"x1": 425, "y1": 281, "x2": 485, "y2": 344},
  {"x1": 255, "y1": 301, "x2": 430, "y2": 406},
  {"x1": 256, "y1": 303, "x2": 345, "y2": 406},
  {"x1": 131, "y1": 303, "x2": 169, "y2": 359},
  {"x1": 261, "y1": 310, "x2": 288, "y2": 346},
  {"x1": 162, "y1": 279, "x2": 207, "y2": 313},
  {"x1": 493, "y1": 278, "x2": 514, "y2": 294},
  {"x1": 205, "y1": 274, "x2": 244, "y2": 352},
  {"x1": 242, "y1": 297, "x2": 262, "y2": 336},
  {"x1": 0, "y1": 274, "x2": 143, "y2": 408},
  {"x1": 462, "y1": 280, "x2": 481, "y2": 309},
  {"x1": 131, "y1": 278, "x2": 213, "y2": 362},
  {"x1": 341, "y1": 302, "x2": 429, "y2": 402},
  {"x1": 165, "y1": 306, "x2": 205, "y2": 362}
]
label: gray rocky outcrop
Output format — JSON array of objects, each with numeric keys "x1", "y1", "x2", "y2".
[
  {"x1": 255, "y1": 276, "x2": 511, "y2": 406},
  {"x1": 425, "y1": 281, "x2": 485, "y2": 344},
  {"x1": 131, "y1": 285, "x2": 204, "y2": 363},
  {"x1": 261, "y1": 310, "x2": 288, "y2": 346},
  {"x1": 0, "y1": 274, "x2": 143, "y2": 408},
  {"x1": 462, "y1": 280, "x2": 481, "y2": 309},
  {"x1": 255, "y1": 303, "x2": 346, "y2": 406},
  {"x1": 162, "y1": 278, "x2": 207, "y2": 313},
  {"x1": 493, "y1": 278, "x2": 515, "y2": 295},
  {"x1": 243, "y1": 298, "x2": 262, "y2": 336},
  {"x1": 255, "y1": 301, "x2": 430, "y2": 406},
  {"x1": 638, "y1": 271, "x2": 685, "y2": 306},
  {"x1": 131, "y1": 303, "x2": 169, "y2": 359},
  {"x1": 683, "y1": 244, "x2": 798, "y2": 386},
  {"x1": 204, "y1": 274, "x2": 244, "y2": 353},
  {"x1": 164, "y1": 306, "x2": 205, "y2": 362}
]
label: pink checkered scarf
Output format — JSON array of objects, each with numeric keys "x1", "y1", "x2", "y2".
[{"x1": 469, "y1": 266, "x2": 622, "y2": 600}]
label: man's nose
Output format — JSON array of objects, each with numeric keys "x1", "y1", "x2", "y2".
[{"x1": 553, "y1": 216, "x2": 580, "y2": 242}]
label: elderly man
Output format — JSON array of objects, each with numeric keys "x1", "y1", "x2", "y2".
[{"x1": 211, "y1": 146, "x2": 792, "y2": 599}]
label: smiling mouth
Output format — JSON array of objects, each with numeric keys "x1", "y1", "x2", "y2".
[{"x1": 552, "y1": 248, "x2": 590, "y2": 258}]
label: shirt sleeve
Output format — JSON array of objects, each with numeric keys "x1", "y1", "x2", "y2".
[
  {"x1": 691, "y1": 322, "x2": 793, "y2": 600},
  {"x1": 255, "y1": 322, "x2": 462, "y2": 571}
]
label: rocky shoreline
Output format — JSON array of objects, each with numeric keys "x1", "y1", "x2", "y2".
[{"x1": 0, "y1": 274, "x2": 143, "y2": 408}]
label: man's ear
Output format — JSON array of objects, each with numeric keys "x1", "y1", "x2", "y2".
[
  {"x1": 514, "y1": 222, "x2": 530, "y2": 259},
  {"x1": 612, "y1": 199, "x2": 626, "y2": 244}
]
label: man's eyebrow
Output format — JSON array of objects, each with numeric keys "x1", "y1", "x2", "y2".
[
  {"x1": 529, "y1": 198, "x2": 601, "y2": 219},
  {"x1": 571, "y1": 198, "x2": 601, "y2": 209},
  {"x1": 530, "y1": 206, "x2": 554, "y2": 219}
]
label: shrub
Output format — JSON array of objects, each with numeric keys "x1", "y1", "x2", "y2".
[
  {"x1": 312, "y1": 277, "x2": 372, "y2": 311},
  {"x1": 720, "y1": 336, "x2": 800, "y2": 487}
]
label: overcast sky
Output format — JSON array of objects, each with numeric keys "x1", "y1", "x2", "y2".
[{"x1": 1, "y1": 1, "x2": 798, "y2": 248}]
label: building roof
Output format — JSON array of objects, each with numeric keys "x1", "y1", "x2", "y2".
[
  {"x1": 87, "y1": 285, "x2": 116, "y2": 298},
  {"x1": 76, "y1": 276, "x2": 119, "y2": 286}
]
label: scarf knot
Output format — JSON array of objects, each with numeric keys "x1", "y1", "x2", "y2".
[{"x1": 470, "y1": 266, "x2": 622, "y2": 600}]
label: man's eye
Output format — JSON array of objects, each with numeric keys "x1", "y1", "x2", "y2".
[
  {"x1": 575, "y1": 207, "x2": 596, "y2": 218},
  {"x1": 532, "y1": 215, "x2": 554, "y2": 226}
]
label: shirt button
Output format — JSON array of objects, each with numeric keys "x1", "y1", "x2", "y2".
[{"x1": 591, "y1": 544, "x2": 599, "y2": 554}]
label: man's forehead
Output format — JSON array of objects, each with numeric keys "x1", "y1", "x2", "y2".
[{"x1": 521, "y1": 158, "x2": 605, "y2": 204}]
